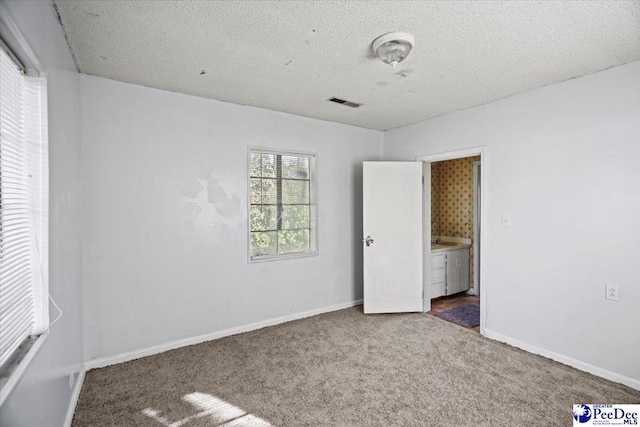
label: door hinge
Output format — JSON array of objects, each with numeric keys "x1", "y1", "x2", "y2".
[{"x1": 422, "y1": 176, "x2": 424, "y2": 184}]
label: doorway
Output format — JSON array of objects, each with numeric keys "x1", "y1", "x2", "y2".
[
  {"x1": 417, "y1": 147, "x2": 486, "y2": 335},
  {"x1": 360, "y1": 147, "x2": 487, "y2": 335}
]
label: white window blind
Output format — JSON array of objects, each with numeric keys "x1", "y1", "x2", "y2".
[
  {"x1": 249, "y1": 149, "x2": 317, "y2": 261},
  {"x1": 0, "y1": 46, "x2": 42, "y2": 369}
]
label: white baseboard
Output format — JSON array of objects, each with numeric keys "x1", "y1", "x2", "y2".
[
  {"x1": 63, "y1": 367, "x2": 86, "y2": 427},
  {"x1": 85, "y1": 299, "x2": 363, "y2": 370},
  {"x1": 484, "y1": 328, "x2": 640, "y2": 391}
]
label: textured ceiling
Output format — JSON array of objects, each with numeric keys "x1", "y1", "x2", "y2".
[{"x1": 54, "y1": 1, "x2": 640, "y2": 131}]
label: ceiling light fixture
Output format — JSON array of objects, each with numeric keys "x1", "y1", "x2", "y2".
[{"x1": 372, "y1": 32, "x2": 415, "y2": 70}]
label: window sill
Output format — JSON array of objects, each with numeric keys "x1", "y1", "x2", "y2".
[
  {"x1": 249, "y1": 251, "x2": 319, "y2": 263},
  {"x1": 0, "y1": 333, "x2": 48, "y2": 406}
]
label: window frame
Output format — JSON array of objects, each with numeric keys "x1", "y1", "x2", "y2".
[
  {"x1": 247, "y1": 147, "x2": 318, "y2": 263},
  {"x1": 0, "y1": 4, "x2": 50, "y2": 406}
]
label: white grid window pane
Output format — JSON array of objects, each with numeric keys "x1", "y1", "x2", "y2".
[{"x1": 249, "y1": 150, "x2": 317, "y2": 261}]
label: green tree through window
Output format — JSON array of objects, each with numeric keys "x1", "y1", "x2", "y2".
[{"x1": 249, "y1": 150, "x2": 317, "y2": 260}]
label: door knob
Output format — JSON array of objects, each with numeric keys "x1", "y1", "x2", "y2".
[{"x1": 363, "y1": 236, "x2": 374, "y2": 246}]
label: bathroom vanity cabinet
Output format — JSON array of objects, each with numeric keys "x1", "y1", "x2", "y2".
[{"x1": 431, "y1": 247, "x2": 470, "y2": 298}]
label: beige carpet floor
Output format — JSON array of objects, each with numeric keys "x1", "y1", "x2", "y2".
[{"x1": 73, "y1": 307, "x2": 639, "y2": 426}]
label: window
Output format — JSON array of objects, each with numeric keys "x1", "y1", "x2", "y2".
[
  {"x1": 0, "y1": 40, "x2": 48, "y2": 378},
  {"x1": 248, "y1": 149, "x2": 317, "y2": 261}
]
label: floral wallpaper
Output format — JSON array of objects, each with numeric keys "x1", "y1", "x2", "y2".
[
  {"x1": 431, "y1": 162, "x2": 441, "y2": 237},
  {"x1": 431, "y1": 155, "x2": 480, "y2": 287}
]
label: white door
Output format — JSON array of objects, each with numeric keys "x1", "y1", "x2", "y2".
[{"x1": 363, "y1": 162, "x2": 424, "y2": 314}]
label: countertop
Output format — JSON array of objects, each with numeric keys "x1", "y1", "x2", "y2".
[{"x1": 431, "y1": 241, "x2": 471, "y2": 253}]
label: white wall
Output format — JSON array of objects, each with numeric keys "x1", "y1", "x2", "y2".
[
  {"x1": 384, "y1": 60, "x2": 640, "y2": 385},
  {"x1": 0, "y1": 0, "x2": 84, "y2": 425},
  {"x1": 81, "y1": 75, "x2": 383, "y2": 362}
]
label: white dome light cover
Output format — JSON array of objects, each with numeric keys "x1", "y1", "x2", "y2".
[{"x1": 372, "y1": 32, "x2": 415, "y2": 69}]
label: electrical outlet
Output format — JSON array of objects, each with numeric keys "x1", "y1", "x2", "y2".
[
  {"x1": 605, "y1": 284, "x2": 619, "y2": 301},
  {"x1": 502, "y1": 214, "x2": 511, "y2": 227}
]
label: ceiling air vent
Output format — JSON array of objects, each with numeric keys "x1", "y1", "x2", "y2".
[{"x1": 327, "y1": 97, "x2": 362, "y2": 108}]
